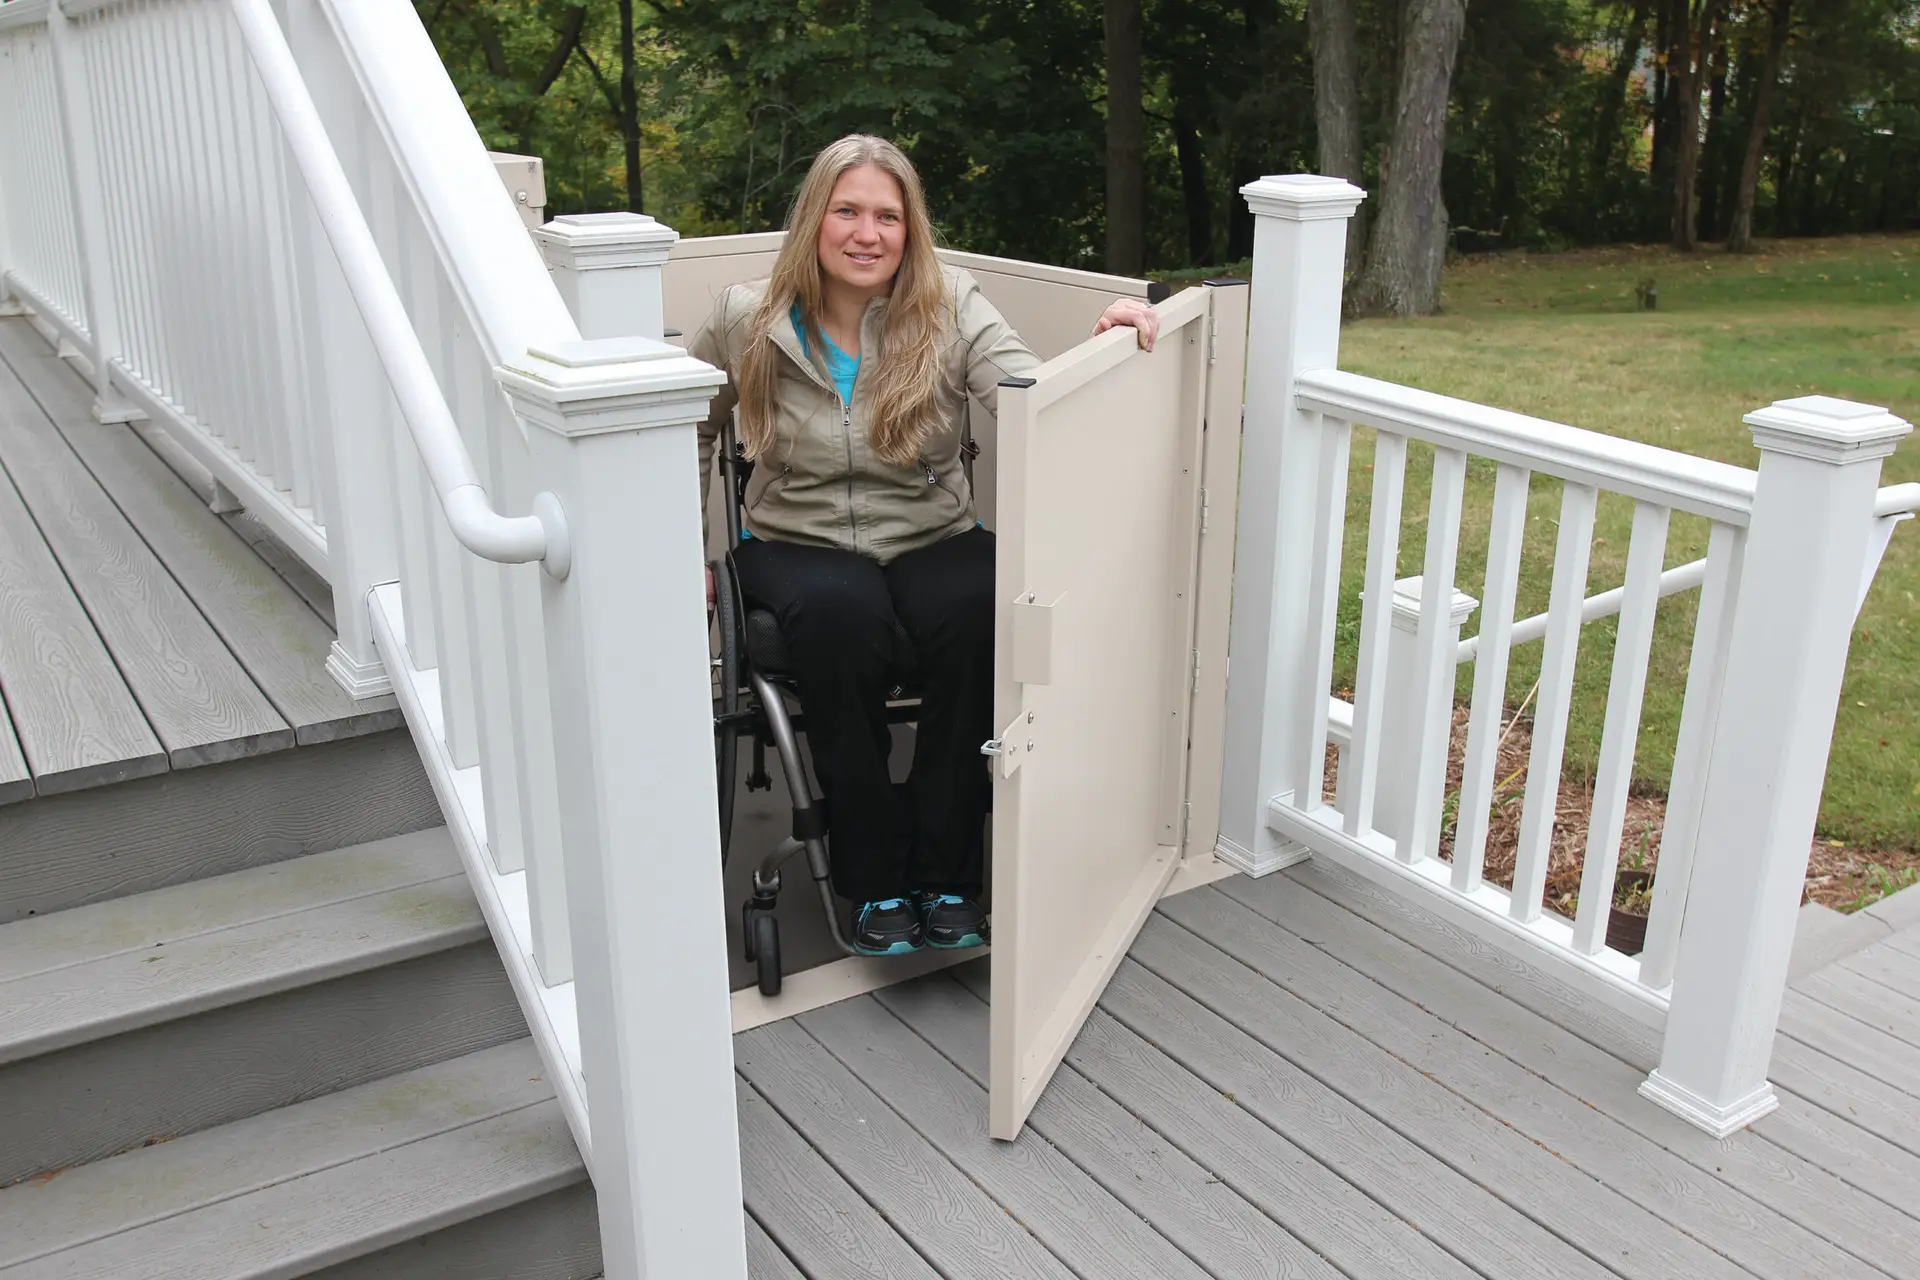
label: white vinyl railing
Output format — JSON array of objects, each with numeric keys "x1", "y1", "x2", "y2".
[
  {"x1": 0, "y1": 0, "x2": 747, "y2": 1274},
  {"x1": 1221, "y1": 174, "x2": 1913, "y2": 1140}
]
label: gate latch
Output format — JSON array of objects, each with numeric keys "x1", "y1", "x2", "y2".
[{"x1": 980, "y1": 712, "x2": 1034, "y2": 779}]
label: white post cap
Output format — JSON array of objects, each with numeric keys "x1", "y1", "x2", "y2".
[
  {"x1": 533, "y1": 212, "x2": 680, "y2": 270},
  {"x1": 1241, "y1": 174, "x2": 1368, "y2": 222},
  {"x1": 1388, "y1": 574, "x2": 1479, "y2": 632},
  {"x1": 496, "y1": 336, "x2": 725, "y2": 438},
  {"x1": 1743, "y1": 395, "x2": 1912, "y2": 464}
]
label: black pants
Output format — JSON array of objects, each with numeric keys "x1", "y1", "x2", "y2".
[{"x1": 733, "y1": 527, "x2": 994, "y2": 903}]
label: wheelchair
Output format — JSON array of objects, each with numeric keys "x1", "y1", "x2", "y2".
[{"x1": 710, "y1": 420, "x2": 977, "y2": 997}]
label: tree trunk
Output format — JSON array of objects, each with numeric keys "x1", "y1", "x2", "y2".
[
  {"x1": 1173, "y1": 106, "x2": 1213, "y2": 267},
  {"x1": 617, "y1": 0, "x2": 642, "y2": 212},
  {"x1": 1670, "y1": 0, "x2": 1723, "y2": 252},
  {"x1": 1104, "y1": 0, "x2": 1145, "y2": 275},
  {"x1": 1696, "y1": 26, "x2": 1730, "y2": 238},
  {"x1": 1591, "y1": 0, "x2": 1650, "y2": 221},
  {"x1": 1726, "y1": 0, "x2": 1791, "y2": 252},
  {"x1": 1350, "y1": 0, "x2": 1467, "y2": 317},
  {"x1": 1309, "y1": 0, "x2": 1367, "y2": 273},
  {"x1": 1649, "y1": 0, "x2": 1682, "y2": 212}
]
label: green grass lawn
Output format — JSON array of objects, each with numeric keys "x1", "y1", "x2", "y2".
[{"x1": 1322, "y1": 235, "x2": 1920, "y2": 859}]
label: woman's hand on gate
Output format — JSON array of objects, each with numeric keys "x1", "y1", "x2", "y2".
[{"x1": 1092, "y1": 297, "x2": 1160, "y2": 352}]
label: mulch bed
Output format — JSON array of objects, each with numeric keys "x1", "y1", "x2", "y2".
[{"x1": 1323, "y1": 704, "x2": 1917, "y2": 914}]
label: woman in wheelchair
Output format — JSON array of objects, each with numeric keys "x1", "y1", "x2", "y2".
[{"x1": 690, "y1": 134, "x2": 1158, "y2": 960}]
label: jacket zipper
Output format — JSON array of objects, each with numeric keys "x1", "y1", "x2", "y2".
[{"x1": 841, "y1": 395, "x2": 857, "y2": 548}]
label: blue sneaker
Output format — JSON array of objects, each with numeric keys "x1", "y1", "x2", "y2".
[
  {"x1": 853, "y1": 899, "x2": 924, "y2": 955},
  {"x1": 918, "y1": 894, "x2": 989, "y2": 949}
]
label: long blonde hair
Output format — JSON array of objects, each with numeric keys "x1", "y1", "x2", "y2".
[{"x1": 734, "y1": 135, "x2": 947, "y2": 467}]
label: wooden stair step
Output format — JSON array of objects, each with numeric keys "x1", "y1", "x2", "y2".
[
  {"x1": 0, "y1": 830, "x2": 483, "y2": 1067},
  {"x1": 0, "y1": 1041, "x2": 593, "y2": 1279}
]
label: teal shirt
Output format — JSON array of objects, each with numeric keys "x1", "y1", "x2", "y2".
[{"x1": 790, "y1": 304, "x2": 860, "y2": 404}]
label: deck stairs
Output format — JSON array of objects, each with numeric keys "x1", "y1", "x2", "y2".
[{"x1": 0, "y1": 325, "x2": 600, "y2": 1278}]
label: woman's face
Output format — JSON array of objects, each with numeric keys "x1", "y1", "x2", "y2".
[{"x1": 816, "y1": 164, "x2": 907, "y2": 298}]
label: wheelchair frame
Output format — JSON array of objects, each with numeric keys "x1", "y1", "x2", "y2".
[{"x1": 710, "y1": 419, "x2": 949, "y2": 997}]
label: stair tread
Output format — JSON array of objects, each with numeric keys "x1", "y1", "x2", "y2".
[
  {"x1": 0, "y1": 1039, "x2": 559, "y2": 1268},
  {"x1": 0, "y1": 838, "x2": 483, "y2": 1065},
  {"x1": 3, "y1": 1087, "x2": 582, "y2": 1279},
  {"x1": 0, "y1": 828, "x2": 458, "y2": 981}
]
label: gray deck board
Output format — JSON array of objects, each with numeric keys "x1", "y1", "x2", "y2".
[
  {"x1": 0, "y1": 943, "x2": 523, "y2": 1188},
  {"x1": 0, "y1": 728, "x2": 439, "y2": 924},
  {"x1": 1799, "y1": 961, "x2": 1920, "y2": 1050},
  {"x1": 1781, "y1": 989, "x2": 1920, "y2": 1100},
  {"x1": 742, "y1": 1215, "x2": 805, "y2": 1280},
  {"x1": 0, "y1": 686, "x2": 30, "y2": 807},
  {"x1": 1099, "y1": 950, "x2": 1634, "y2": 1280},
  {"x1": 948, "y1": 963, "x2": 1481, "y2": 1280},
  {"x1": 0, "y1": 328, "x2": 394, "y2": 744},
  {"x1": 1264, "y1": 864, "x2": 1920, "y2": 1227},
  {"x1": 0, "y1": 872, "x2": 484, "y2": 1065},
  {"x1": 1838, "y1": 935, "x2": 1920, "y2": 994},
  {"x1": 734, "y1": 1076, "x2": 939, "y2": 1280},
  {"x1": 1770, "y1": 1033, "x2": 1920, "y2": 1158},
  {"x1": 1184, "y1": 882, "x2": 1904, "y2": 1280},
  {"x1": 0, "y1": 448, "x2": 166, "y2": 794},
  {"x1": 735, "y1": 1018, "x2": 1075, "y2": 1280},
  {"x1": 875, "y1": 970, "x2": 1342, "y2": 1280},
  {"x1": 0, "y1": 827, "x2": 456, "y2": 983},
  {"x1": 16, "y1": 1100, "x2": 581, "y2": 1280},
  {"x1": 0, "y1": 1039, "x2": 550, "y2": 1268},
  {"x1": 799, "y1": 995, "x2": 1216, "y2": 1280},
  {"x1": 0, "y1": 358, "x2": 293, "y2": 768},
  {"x1": 1888, "y1": 926, "x2": 1920, "y2": 961}
]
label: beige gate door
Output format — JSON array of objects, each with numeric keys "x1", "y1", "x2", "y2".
[{"x1": 987, "y1": 284, "x2": 1216, "y2": 1141}]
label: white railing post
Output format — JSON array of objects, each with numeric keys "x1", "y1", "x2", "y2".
[
  {"x1": 534, "y1": 212, "x2": 678, "y2": 341},
  {"x1": 1375, "y1": 576, "x2": 1477, "y2": 851},
  {"x1": 45, "y1": 0, "x2": 136, "y2": 422},
  {"x1": 1643, "y1": 394, "x2": 1911, "y2": 1137},
  {"x1": 497, "y1": 337, "x2": 745, "y2": 1280},
  {"x1": 1217, "y1": 174, "x2": 1366, "y2": 875}
]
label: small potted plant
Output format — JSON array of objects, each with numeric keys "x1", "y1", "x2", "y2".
[{"x1": 1606, "y1": 830, "x2": 1658, "y2": 956}]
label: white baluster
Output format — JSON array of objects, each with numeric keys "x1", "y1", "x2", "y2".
[
  {"x1": 1344, "y1": 429, "x2": 1408, "y2": 838},
  {"x1": 1645, "y1": 395, "x2": 1911, "y2": 1137},
  {"x1": 1572, "y1": 500, "x2": 1670, "y2": 955},
  {"x1": 47, "y1": 0, "x2": 138, "y2": 422},
  {"x1": 1638, "y1": 522, "x2": 1744, "y2": 988},
  {"x1": 1219, "y1": 173, "x2": 1366, "y2": 875},
  {"x1": 499, "y1": 338, "x2": 745, "y2": 1280},
  {"x1": 1453, "y1": 463, "x2": 1530, "y2": 891},
  {"x1": 1509, "y1": 481, "x2": 1598, "y2": 922},
  {"x1": 1375, "y1": 573, "x2": 1477, "y2": 859},
  {"x1": 1401, "y1": 447, "x2": 1470, "y2": 864},
  {"x1": 535, "y1": 212, "x2": 678, "y2": 340},
  {"x1": 1294, "y1": 411, "x2": 1351, "y2": 814}
]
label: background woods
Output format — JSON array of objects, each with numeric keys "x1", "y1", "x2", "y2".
[{"x1": 421, "y1": 0, "x2": 1919, "y2": 313}]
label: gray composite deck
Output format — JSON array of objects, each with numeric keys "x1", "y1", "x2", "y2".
[
  {"x1": 737, "y1": 862, "x2": 1920, "y2": 1280},
  {"x1": 0, "y1": 318, "x2": 397, "y2": 804}
]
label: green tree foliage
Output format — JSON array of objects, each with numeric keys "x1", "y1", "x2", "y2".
[{"x1": 416, "y1": 0, "x2": 1920, "y2": 270}]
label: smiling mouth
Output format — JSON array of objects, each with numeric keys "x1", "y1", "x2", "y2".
[{"x1": 847, "y1": 253, "x2": 882, "y2": 265}]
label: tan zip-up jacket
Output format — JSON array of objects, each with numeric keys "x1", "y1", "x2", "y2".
[{"x1": 689, "y1": 265, "x2": 1039, "y2": 564}]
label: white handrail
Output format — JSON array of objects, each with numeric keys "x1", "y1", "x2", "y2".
[
  {"x1": 0, "y1": 0, "x2": 51, "y2": 34},
  {"x1": 1459, "y1": 479, "x2": 1917, "y2": 664},
  {"x1": 226, "y1": 0, "x2": 564, "y2": 573},
  {"x1": 1296, "y1": 367, "x2": 1760, "y2": 525},
  {"x1": 1876, "y1": 482, "x2": 1920, "y2": 518}
]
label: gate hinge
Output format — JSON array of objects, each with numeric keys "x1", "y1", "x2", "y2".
[
  {"x1": 1181, "y1": 801, "x2": 1192, "y2": 845},
  {"x1": 1206, "y1": 313, "x2": 1219, "y2": 366},
  {"x1": 1200, "y1": 487, "x2": 1210, "y2": 536},
  {"x1": 1191, "y1": 648, "x2": 1201, "y2": 694}
]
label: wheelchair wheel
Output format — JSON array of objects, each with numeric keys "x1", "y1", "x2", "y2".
[
  {"x1": 753, "y1": 914, "x2": 782, "y2": 997},
  {"x1": 712, "y1": 557, "x2": 742, "y2": 859}
]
